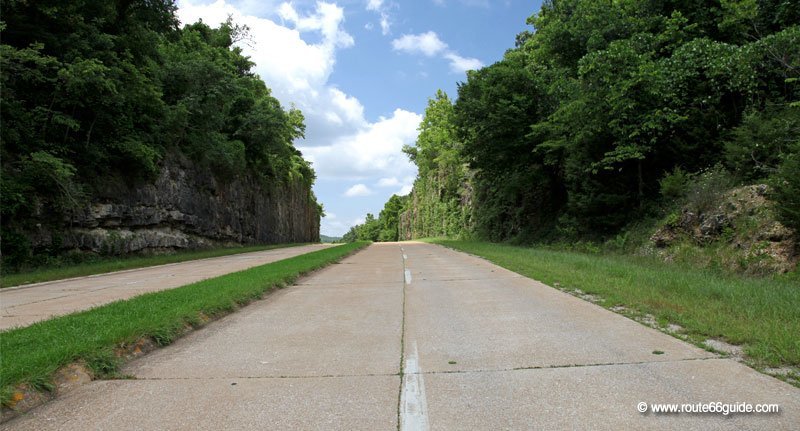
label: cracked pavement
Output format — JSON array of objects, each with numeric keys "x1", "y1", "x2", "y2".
[{"x1": 4, "y1": 242, "x2": 800, "y2": 430}]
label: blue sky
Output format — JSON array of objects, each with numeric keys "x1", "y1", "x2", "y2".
[{"x1": 177, "y1": 0, "x2": 541, "y2": 236}]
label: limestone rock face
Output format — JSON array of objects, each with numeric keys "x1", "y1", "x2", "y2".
[
  {"x1": 648, "y1": 184, "x2": 797, "y2": 274},
  {"x1": 29, "y1": 158, "x2": 320, "y2": 254}
]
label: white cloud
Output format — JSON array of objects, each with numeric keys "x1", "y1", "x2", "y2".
[
  {"x1": 392, "y1": 31, "x2": 483, "y2": 74},
  {"x1": 392, "y1": 31, "x2": 447, "y2": 57},
  {"x1": 377, "y1": 177, "x2": 400, "y2": 187},
  {"x1": 364, "y1": 0, "x2": 391, "y2": 35},
  {"x1": 344, "y1": 184, "x2": 373, "y2": 197},
  {"x1": 299, "y1": 109, "x2": 422, "y2": 180},
  {"x1": 377, "y1": 176, "x2": 415, "y2": 194},
  {"x1": 379, "y1": 12, "x2": 390, "y2": 35},
  {"x1": 444, "y1": 52, "x2": 484, "y2": 73},
  {"x1": 397, "y1": 184, "x2": 413, "y2": 195},
  {"x1": 277, "y1": 2, "x2": 353, "y2": 48}
]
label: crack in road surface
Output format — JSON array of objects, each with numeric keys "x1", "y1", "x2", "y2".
[{"x1": 398, "y1": 246, "x2": 430, "y2": 431}]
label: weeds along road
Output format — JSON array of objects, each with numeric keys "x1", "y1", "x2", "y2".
[
  {"x1": 4, "y1": 242, "x2": 800, "y2": 430},
  {"x1": 0, "y1": 244, "x2": 333, "y2": 330}
]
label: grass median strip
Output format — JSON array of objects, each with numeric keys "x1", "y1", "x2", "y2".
[
  {"x1": 428, "y1": 239, "x2": 800, "y2": 369},
  {"x1": 1, "y1": 243, "x2": 309, "y2": 288},
  {"x1": 0, "y1": 241, "x2": 369, "y2": 405}
]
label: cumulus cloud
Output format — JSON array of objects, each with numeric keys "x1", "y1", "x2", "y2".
[
  {"x1": 392, "y1": 31, "x2": 447, "y2": 57},
  {"x1": 299, "y1": 109, "x2": 422, "y2": 180},
  {"x1": 391, "y1": 31, "x2": 483, "y2": 73},
  {"x1": 443, "y1": 52, "x2": 484, "y2": 73},
  {"x1": 344, "y1": 184, "x2": 373, "y2": 197},
  {"x1": 377, "y1": 177, "x2": 400, "y2": 187},
  {"x1": 377, "y1": 176, "x2": 415, "y2": 195}
]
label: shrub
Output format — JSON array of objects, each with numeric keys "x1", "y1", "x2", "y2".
[
  {"x1": 725, "y1": 105, "x2": 800, "y2": 181},
  {"x1": 659, "y1": 167, "x2": 691, "y2": 202},
  {"x1": 770, "y1": 142, "x2": 800, "y2": 232},
  {"x1": 684, "y1": 164, "x2": 735, "y2": 214}
]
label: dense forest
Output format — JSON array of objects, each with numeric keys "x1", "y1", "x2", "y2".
[
  {"x1": 346, "y1": 0, "x2": 800, "y2": 270},
  {"x1": 1, "y1": 1, "x2": 319, "y2": 268}
]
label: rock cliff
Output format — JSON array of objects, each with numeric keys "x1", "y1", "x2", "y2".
[{"x1": 27, "y1": 157, "x2": 320, "y2": 254}]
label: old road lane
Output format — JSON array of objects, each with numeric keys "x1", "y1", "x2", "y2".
[
  {"x1": 4, "y1": 242, "x2": 799, "y2": 430},
  {"x1": 0, "y1": 244, "x2": 332, "y2": 330}
]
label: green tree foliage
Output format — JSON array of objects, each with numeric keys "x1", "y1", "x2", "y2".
[
  {"x1": 343, "y1": 213, "x2": 380, "y2": 242},
  {"x1": 377, "y1": 195, "x2": 406, "y2": 241},
  {"x1": 343, "y1": 195, "x2": 409, "y2": 242},
  {"x1": 771, "y1": 142, "x2": 800, "y2": 231},
  {"x1": 725, "y1": 105, "x2": 800, "y2": 180},
  {"x1": 399, "y1": 91, "x2": 472, "y2": 239},
  {"x1": 1, "y1": 1, "x2": 316, "y2": 267},
  {"x1": 367, "y1": 0, "x2": 800, "y2": 243},
  {"x1": 456, "y1": 48, "x2": 562, "y2": 240}
]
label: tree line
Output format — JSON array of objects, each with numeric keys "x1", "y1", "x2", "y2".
[{"x1": 346, "y1": 0, "x2": 799, "y2": 243}]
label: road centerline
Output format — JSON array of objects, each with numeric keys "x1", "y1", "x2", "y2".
[{"x1": 400, "y1": 341, "x2": 430, "y2": 431}]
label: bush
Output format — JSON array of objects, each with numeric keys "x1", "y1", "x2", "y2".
[
  {"x1": 725, "y1": 105, "x2": 800, "y2": 181},
  {"x1": 0, "y1": 228, "x2": 32, "y2": 271},
  {"x1": 659, "y1": 167, "x2": 691, "y2": 202},
  {"x1": 771, "y1": 142, "x2": 800, "y2": 232},
  {"x1": 684, "y1": 165, "x2": 735, "y2": 214}
]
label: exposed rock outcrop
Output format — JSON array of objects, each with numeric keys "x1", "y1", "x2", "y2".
[
  {"x1": 28, "y1": 157, "x2": 320, "y2": 254},
  {"x1": 649, "y1": 185, "x2": 797, "y2": 274}
]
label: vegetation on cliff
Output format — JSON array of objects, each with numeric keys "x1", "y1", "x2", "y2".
[
  {"x1": 347, "y1": 0, "x2": 799, "y2": 274},
  {"x1": 1, "y1": 1, "x2": 319, "y2": 269}
]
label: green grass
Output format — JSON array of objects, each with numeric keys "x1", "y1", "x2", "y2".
[
  {"x1": 428, "y1": 239, "x2": 800, "y2": 368},
  {"x1": 1, "y1": 243, "x2": 308, "y2": 288},
  {"x1": 0, "y1": 241, "x2": 368, "y2": 402}
]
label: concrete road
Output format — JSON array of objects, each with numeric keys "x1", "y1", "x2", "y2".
[
  {"x1": 0, "y1": 244, "x2": 333, "y2": 330},
  {"x1": 4, "y1": 242, "x2": 799, "y2": 430}
]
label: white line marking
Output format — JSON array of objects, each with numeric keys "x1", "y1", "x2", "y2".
[
  {"x1": 404, "y1": 269, "x2": 412, "y2": 285},
  {"x1": 403, "y1": 254, "x2": 408, "y2": 260},
  {"x1": 401, "y1": 342, "x2": 429, "y2": 431}
]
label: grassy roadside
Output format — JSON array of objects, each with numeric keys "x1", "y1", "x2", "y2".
[
  {"x1": 0, "y1": 241, "x2": 369, "y2": 404},
  {"x1": 428, "y1": 239, "x2": 800, "y2": 370},
  {"x1": 1, "y1": 243, "x2": 307, "y2": 288}
]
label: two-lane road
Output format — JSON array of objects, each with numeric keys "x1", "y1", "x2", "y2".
[{"x1": 4, "y1": 242, "x2": 799, "y2": 430}]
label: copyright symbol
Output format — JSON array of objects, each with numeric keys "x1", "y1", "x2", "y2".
[{"x1": 637, "y1": 402, "x2": 648, "y2": 413}]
